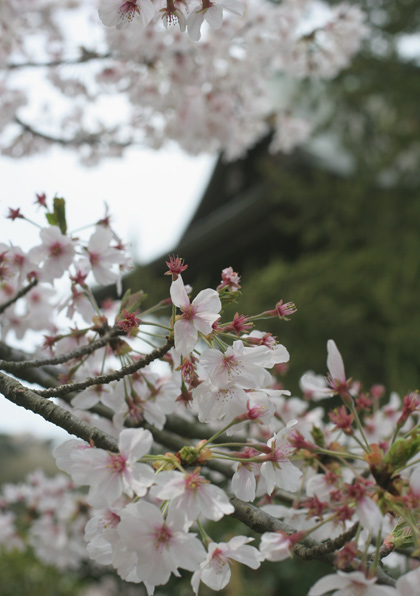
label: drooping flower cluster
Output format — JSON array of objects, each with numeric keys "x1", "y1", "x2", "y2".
[
  {"x1": 1, "y1": 0, "x2": 368, "y2": 163},
  {"x1": 2, "y1": 199, "x2": 420, "y2": 595}
]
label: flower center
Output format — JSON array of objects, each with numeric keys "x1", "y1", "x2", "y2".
[
  {"x1": 153, "y1": 524, "x2": 173, "y2": 552},
  {"x1": 49, "y1": 242, "x2": 64, "y2": 258},
  {"x1": 108, "y1": 453, "x2": 127, "y2": 475}
]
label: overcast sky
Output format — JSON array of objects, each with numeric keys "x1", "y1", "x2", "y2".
[{"x1": 0, "y1": 145, "x2": 215, "y2": 440}]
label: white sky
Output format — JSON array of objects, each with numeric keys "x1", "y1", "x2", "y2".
[{"x1": 0, "y1": 145, "x2": 215, "y2": 440}]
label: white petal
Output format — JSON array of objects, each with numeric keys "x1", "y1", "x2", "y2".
[
  {"x1": 327, "y1": 339, "x2": 346, "y2": 383},
  {"x1": 187, "y1": 10, "x2": 204, "y2": 41},
  {"x1": 204, "y1": 5, "x2": 223, "y2": 29},
  {"x1": 170, "y1": 276, "x2": 190, "y2": 310}
]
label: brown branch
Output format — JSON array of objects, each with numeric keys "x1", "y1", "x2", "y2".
[
  {"x1": 33, "y1": 338, "x2": 174, "y2": 398},
  {"x1": 229, "y1": 497, "x2": 396, "y2": 587},
  {"x1": 294, "y1": 522, "x2": 359, "y2": 559},
  {"x1": 6, "y1": 50, "x2": 112, "y2": 70},
  {"x1": 0, "y1": 371, "x2": 118, "y2": 451},
  {"x1": 0, "y1": 278, "x2": 38, "y2": 314},
  {"x1": 0, "y1": 341, "x2": 61, "y2": 388},
  {"x1": 15, "y1": 115, "x2": 133, "y2": 149},
  {"x1": 0, "y1": 327, "x2": 122, "y2": 373}
]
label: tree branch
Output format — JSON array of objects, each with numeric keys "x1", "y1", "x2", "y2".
[
  {"x1": 0, "y1": 327, "x2": 122, "y2": 373},
  {"x1": 0, "y1": 341, "x2": 61, "y2": 388},
  {"x1": 229, "y1": 497, "x2": 396, "y2": 587},
  {"x1": 14, "y1": 115, "x2": 133, "y2": 149},
  {"x1": 0, "y1": 278, "x2": 38, "y2": 314},
  {"x1": 6, "y1": 50, "x2": 112, "y2": 70},
  {"x1": 33, "y1": 338, "x2": 174, "y2": 397},
  {"x1": 0, "y1": 371, "x2": 118, "y2": 451}
]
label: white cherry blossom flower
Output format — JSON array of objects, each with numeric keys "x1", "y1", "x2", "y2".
[
  {"x1": 82, "y1": 226, "x2": 127, "y2": 286},
  {"x1": 260, "y1": 421, "x2": 303, "y2": 494},
  {"x1": 28, "y1": 227, "x2": 75, "y2": 283},
  {"x1": 99, "y1": 0, "x2": 155, "y2": 28},
  {"x1": 231, "y1": 448, "x2": 260, "y2": 501},
  {"x1": 259, "y1": 531, "x2": 293, "y2": 562},
  {"x1": 114, "y1": 501, "x2": 206, "y2": 590},
  {"x1": 192, "y1": 379, "x2": 248, "y2": 423},
  {"x1": 170, "y1": 275, "x2": 221, "y2": 356},
  {"x1": 151, "y1": 470, "x2": 234, "y2": 522},
  {"x1": 199, "y1": 340, "x2": 273, "y2": 390},
  {"x1": 187, "y1": 0, "x2": 245, "y2": 42},
  {"x1": 53, "y1": 428, "x2": 155, "y2": 507},
  {"x1": 191, "y1": 536, "x2": 263, "y2": 594},
  {"x1": 85, "y1": 507, "x2": 122, "y2": 565}
]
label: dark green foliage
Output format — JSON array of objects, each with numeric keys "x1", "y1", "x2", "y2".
[{"x1": 0, "y1": 549, "x2": 84, "y2": 596}]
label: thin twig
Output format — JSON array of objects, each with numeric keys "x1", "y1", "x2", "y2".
[
  {"x1": 33, "y1": 338, "x2": 174, "y2": 398},
  {"x1": 0, "y1": 371, "x2": 118, "y2": 451},
  {"x1": 6, "y1": 51, "x2": 112, "y2": 69},
  {"x1": 229, "y1": 497, "x2": 396, "y2": 587},
  {"x1": 0, "y1": 278, "x2": 38, "y2": 314},
  {"x1": 0, "y1": 327, "x2": 122, "y2": 372},
  {"x1": 15, "y1": 115, "x2": 133, "y2": 148}
]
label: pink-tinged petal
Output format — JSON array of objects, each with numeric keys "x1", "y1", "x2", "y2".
[
  {"x1": 138, "y1": 0, "x2": 155, "y2": 26},
  {"x1": 204, "y1": 5, "x2": 223, "y2": 29},
  {"x1": 260, "y1": 532, "x2": 292, "y2": 562},
  {"x1": 396, "y1": 568, "x2": 420, "y2": 596},
  {"x1": 300, "y1": 372, "x2": 335, "y2": 399},
  {"x1": 174, "y1": 318, "x2": 198, "y2": 356},
  {"x1": 231, "y1": 466, "x2": 256, "y2": 501},
  {"x1": 193, "y1": 288, "x2": 221, "y2": 316},
  {"x1": 327, "y1": 339, "x2": 346, "y2": 383},
  {"x1": 129, "y1": 462, "x2": 155, "y2": 496},
  {"x1": 187, "y1": 9, "x2": 204, "y2": 41},
  {"x1": 172, "y1": 533, "x2": 206, "y2": 572},
  {"x1": 227, "y1": 540, "x2": 262, "y2": 568},
  {"x1": 308, "y1": 573, "x2": 349, "y2": 595},
  {"x1": 98, "y1": 0, "x2": 123, "y2": 26},
  {"x1": 356, "y1": 496, "x2": 383, "y2": 534},
  {"x1": 119, "y1": 428, "x2": 153, "y2": 460},
  {"x1": 201, "y1": 556, "x2": 231, "y2": 591},
  {"x1": 193, "y1": 311, "x2": 220, "y2": 335},
  {"x1": 170, "y1": 276, "x2": 190, "y2": 310},
  {"x1": 88, "y1": 227, "x2": 113, "y2": 252},
  {"x1": 191, "y1": 570, "x2": 201, "y2": 595},
  {"x1": 71, "y1": 389, "x2": 100, "y2": 409}
]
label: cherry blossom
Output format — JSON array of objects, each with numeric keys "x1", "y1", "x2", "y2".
[
  {"x1": 170, "y1": 275, "x2": 221, "y2": 356},
  {"x1": 53, "y1": 429, "x2": 155, "y2": 507},
  {"x1": 259, "y1": 531, "x2": 294, "y2": 562},
  {"x1": 191, "y1": 536, "x2": 263, "y2": 594},
  {"x1": 99, "y1": 0, "x2": 156, "y2": 28},
  {"x1": 28, "y1": 226, "x2": 75, "y2": 283},
  {"x1": 81, "y1": 226, "x2": 128, "y2": 287},
  {"x1": 260, "y1": 421, "x2": 303, "y2": 495},
  {"x1": 114, "y1": 501, "x2": 206, "y2": 591},
  {"x1": 151, "y1": 469, "x2": 234, "y2": 521},
  {"x1": 199, "y1": 340, "x2": 273, "y2": 389},
  {"x1": 4, "y1": 200, "x2": 420, "y2": 596},
  {"x1": 187, "y1": 0, "x2": 245, "y2": 41}
]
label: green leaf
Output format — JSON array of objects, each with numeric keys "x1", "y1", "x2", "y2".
[{"x1": 53, "y1": 198, "x2": 67, "y2": 234}]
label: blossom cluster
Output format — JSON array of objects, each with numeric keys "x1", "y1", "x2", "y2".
[
  {"x1": 2, "y1": 199, "x2": 420, "y2": 595},
  {"x1": 1, "y1": 0, "x2": 367, "y2": 163}
]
